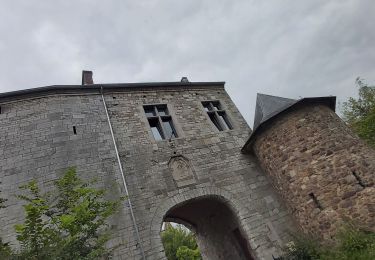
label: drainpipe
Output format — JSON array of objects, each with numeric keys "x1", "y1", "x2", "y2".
[{"x1": 100, "y1": 87, "x2": 146, "y2": 260}]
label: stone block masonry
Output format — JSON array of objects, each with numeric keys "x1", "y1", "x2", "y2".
[
  {"x1": 0, "y1": 83, "x2": 295, "y2": 259},
  {"x1": 253, "y1": 103, "x2": 375, "y2": 239}
]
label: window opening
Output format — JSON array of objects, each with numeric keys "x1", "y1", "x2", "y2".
[
  {"x1": 309, "y1": 193, "x2": 323, "y2": 210},
  {"x1": 144, "y1": 104, "x2": 178, "y2": 140},
  {"x1": 73, "y1": 126, "x2": 77, "y2": 135},
  {"x1": 352, "y1": 171, "x2": 366, "y2": 188},
  {"x1": 202, "y1": 101, "x2": 233, "y2": 131},
  {"x1": 0, "y1": 106, "x2": 2, "y2": 114}
]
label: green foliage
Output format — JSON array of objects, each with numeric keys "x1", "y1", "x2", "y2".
[
  {"x1": 176, "y1": 246, "x2": 201, "y2": 260},
  {"x1": 343, "y1": 77, "x2": 375, "y2": 147},
  {"x1": 283, "y1": 236, "x2": 321, "y2": 260},
  {"x1": 15, "y1": 181, "x2": 58, "y2": 259},
  {"x1": 0, "y1": 167, "x2": 121, "y2": 260},
  {"x1": 161, "y1": 223, "x2": 201, "y2": 260},
  {"x1": 0, "y1": 183, "x2": 12, "y2": 259},
  {"x1": 284, "y1": 225, "x2": 375, "y2": 260}
]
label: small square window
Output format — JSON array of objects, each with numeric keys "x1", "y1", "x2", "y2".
[
  {"x1": 144, "y1": 106, "x2": 156, "y2": 117},
  {"x1": 202, "y1": 102, "x2": 211, "y2": 111},
  {"x1": 212, "y1": 101, "x2": 221, "y2": 111},
  {"x1": 157, "y1": 105, "x2": 169, "y2": 116}
]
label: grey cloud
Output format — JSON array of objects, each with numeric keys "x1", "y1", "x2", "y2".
[{"x1": 0, "y1": 0, "x2": 374, "y2": 126}]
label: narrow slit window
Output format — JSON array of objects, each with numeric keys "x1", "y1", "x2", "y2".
[
  {"x1": 144, "y1": 104, "x2": 178, "y2": 140},
  {"x1": 309, "y1": 192, "x2": 323, "y2": 210},
  {"x1": 73, "y1": 126, "x2": 77, "y2": 135},
  {"x1": 0, "y1": 106, "x2": 2, "y2": 114},
  {"x1": 352, "y1": 171, "x2": 366, "y2": 188},
  {"x1": 202, "y1": 101, "x2": 233, "y2": 131}
]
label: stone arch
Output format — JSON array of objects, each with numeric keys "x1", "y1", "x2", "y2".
[{"x1": 149, "y1": 186, "x2": 272, "y2": 259}]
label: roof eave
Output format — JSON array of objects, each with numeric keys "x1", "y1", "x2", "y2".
[
  {"x1": 241, "y1": 96, "x2": 336, "y2": 154},
  {"x1": 0, "y1": 81, "x2": 225, "y2": 102}
]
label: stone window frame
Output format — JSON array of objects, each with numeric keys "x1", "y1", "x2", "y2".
[
  {"x1": 202, "y1": 100, "x2": 233, "y2": 131},
  {"x1": 143, "y1": 104, "x2": 179, "y2": 141}
]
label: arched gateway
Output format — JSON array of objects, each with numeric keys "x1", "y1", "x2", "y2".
[{"x1": 150, "y1": 187, "x2": 280, "y2": 260}]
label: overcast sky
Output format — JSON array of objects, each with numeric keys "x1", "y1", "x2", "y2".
[{"x1": 0, "y1": 1, "x2": 374, "y2": 125}]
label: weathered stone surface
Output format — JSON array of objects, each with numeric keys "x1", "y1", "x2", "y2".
[
  {"x1": 253, "y1": 104, "x2": 375, "y2": 239},
  {"x1": 0, "y1": 85, "x2": 294, "y2": 259}
]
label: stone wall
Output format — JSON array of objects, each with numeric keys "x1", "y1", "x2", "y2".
[
  {"x1": 253, "y1": 104, "x2": 375, "y2": 239},
  {"x1": 0, "y1": 85, "x2": 295, "y2": 259}
]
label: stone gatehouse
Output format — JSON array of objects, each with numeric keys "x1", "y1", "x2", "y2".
[{"x1": 0, "y1": 72, "x2": 373, "y2": 259}]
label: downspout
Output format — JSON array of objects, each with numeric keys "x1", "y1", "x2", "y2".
[{"x1": 100, "y1": 87, "x2": 146, "y2": 260}]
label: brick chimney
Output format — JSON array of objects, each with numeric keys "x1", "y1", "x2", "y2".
[{"x1": 82, "y1": 70, "x2": 94, "y2": 85}]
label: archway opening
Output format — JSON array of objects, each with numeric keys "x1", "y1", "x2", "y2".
[{"x1": 162, "y1": 196, "x2": 254, "y2": 260}]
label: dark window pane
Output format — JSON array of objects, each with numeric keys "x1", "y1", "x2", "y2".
[
  {"x1": 157, "y1": 105, "x2": 169, "y2": 116},
  {"x1": 218, "y1": 111, "x2": 232, "y2": 130},
  {"x1": 148, "y1": 118, "x2": 164, "y2": 140},
  {"x1": 212, "y1": 101, "x2": 221, "y2": 111},
  {"x1": 202, "y1": 102, "x2": 211, "y2": 111},
  {"x1": 208, "y1": 112, "x2": 223, "y2": 131},
  {"x1": 162, "y1": 118, "x2": 177, "y2": 139},
  {"x1": 144, "y1": 106, "x2": 156, "y2": 117}
]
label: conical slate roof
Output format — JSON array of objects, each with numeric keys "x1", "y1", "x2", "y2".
[
  {"x1": 242, "y1": 93, "x2": 336, "y2": 153},
  {"x1": 253, "y1": 93, "x2": 297, "y2": 130}
]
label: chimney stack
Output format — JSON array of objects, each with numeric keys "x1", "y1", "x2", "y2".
[
  {"x1": 82, "y1": 70, "x2": 94, "y2": 85},
  {"x1": 181, "y1": 77, "x2": 189, "y2": 83}
]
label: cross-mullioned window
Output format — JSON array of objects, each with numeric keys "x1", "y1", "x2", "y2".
[
  {"x1": 202, "y1": 101, "x2": 233, "y2": 131},
  {"x1": 144, "y1": 104, "x2": 178, "y2": 141}
]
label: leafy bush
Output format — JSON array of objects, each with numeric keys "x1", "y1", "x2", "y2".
[
  {"x1": 284, "y1": 225, "x2": 375, "y2": 260},
  {"x1": 176, "y1": 246, "x2": 201, "y2": 260},
  {"x1": 0, "y1": 167, "x2": 122, "y2": 259},
  {"x1": 161, "y1": 223, "x2": 201, "y2": 260}
]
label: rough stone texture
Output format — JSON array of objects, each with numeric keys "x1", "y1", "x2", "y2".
[
  {"x1": 253, "y1": 103, "x2": 375, "y2": 239},
  {"x1": 0, "y1": 85, "x2": 294, "y2": 259}
]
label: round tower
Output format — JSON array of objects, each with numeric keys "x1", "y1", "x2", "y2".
[{"x1": 243, "y1": 94, "x2": 375, "y2": 239}]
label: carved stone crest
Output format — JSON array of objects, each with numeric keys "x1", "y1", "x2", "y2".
[{"x1": 168, "y1": 156, "x2": 196, "y2": 187}]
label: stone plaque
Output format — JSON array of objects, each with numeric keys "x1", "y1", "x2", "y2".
[{"x1": 168, "y1": 156, "x2": 196, "y2": 187}]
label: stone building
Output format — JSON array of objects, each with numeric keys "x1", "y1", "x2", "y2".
[
  {"x1": 0, "y1": 72, "x2": 373, "y2": 259},
  {"x1": 242, "y1": 94, "x2": 375, "y2": 240}
]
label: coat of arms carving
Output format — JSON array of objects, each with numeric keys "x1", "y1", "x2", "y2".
[{"x1": 168, "y1": 156, "x2": 196, "y2": 187}]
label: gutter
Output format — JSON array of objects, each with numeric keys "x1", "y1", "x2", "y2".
[{"x1": 100, "y1": 87, "x2": 146, "y2": 260}]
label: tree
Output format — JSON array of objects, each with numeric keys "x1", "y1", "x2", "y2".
[
  {"x1": 0, "y1": 184, "x2": 12, "y2": 259},
  {"x1": 343, "y1": 77, "x2": 375, "y2": 147},
  {"x1": 0, "y1": 167, "x2": 122, "y2": 259},
  {"x1": 161, "y1": 223, "x2": 201, "y2": 260}
]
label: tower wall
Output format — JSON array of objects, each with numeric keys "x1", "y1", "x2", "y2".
[{"x1": 253, "y1": 103, "x2": 375, "y2": 239}]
